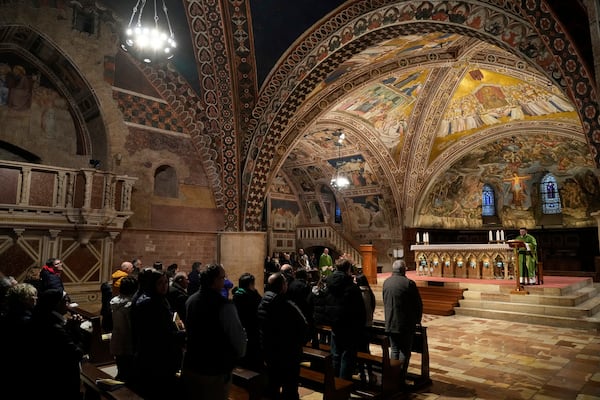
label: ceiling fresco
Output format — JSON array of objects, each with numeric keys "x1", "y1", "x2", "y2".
[{"x1": 271, "y1": 26, "x2": 596, "y2": 233}]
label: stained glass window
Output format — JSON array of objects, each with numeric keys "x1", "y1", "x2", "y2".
[
  {"x1": 482, "y1": 184, "x2": 496, "y2": 216},
  {"x1": 540, "y1": 174, "x2": 561, "y2": 214}
]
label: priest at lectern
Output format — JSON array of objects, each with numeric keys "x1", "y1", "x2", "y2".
[{"x1": 515, "y1": 227, "x2": 537, "y2": 284}]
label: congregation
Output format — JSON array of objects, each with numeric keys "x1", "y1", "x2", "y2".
[{"x1": 0, "y1": 249, "x2": 423, "y2": 400}]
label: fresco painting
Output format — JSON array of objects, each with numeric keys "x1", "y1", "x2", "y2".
[
  {"x1": 270, "y1": 199, "x2": 300, "y2": 231},
  {"x1": 419, "y1": 134, "x2": 598, "y2": 228},
  {"x1": 344, "y1": 195, "x2": 389, "y2": 232},
  {"x1": 431, "y1": 69, "x2": 578, "y2": 161},
  {"x1": 271, "y1": 174, "x2": 292, "y2": 194},
  {"x1": 327, "y1": 154, "x2": 377, "y2": 187}
]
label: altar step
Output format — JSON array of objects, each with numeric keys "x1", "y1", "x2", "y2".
[
  {"x1": 372, "y1": 275, "x2": 600, "y2": 331},
  {"x1": 454, "y1": 279, "x2": 600, "y2": 330}
]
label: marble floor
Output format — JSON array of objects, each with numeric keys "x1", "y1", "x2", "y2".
[{"x1": 299, "y1": 309, "x2": 600, "y2": 400}]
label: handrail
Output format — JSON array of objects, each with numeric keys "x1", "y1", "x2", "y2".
[{"x1": 297, "y1": 224, "x2": 363, "y2": 267}]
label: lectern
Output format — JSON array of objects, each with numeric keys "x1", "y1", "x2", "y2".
[{"x1": 507, "y1": 240, "x2": 528, "y2": 294}]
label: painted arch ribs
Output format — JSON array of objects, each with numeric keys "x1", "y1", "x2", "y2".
[
  {"x1": 186, "y1": 0, "x2": 239, "y2": 230},
  {"x1": 242, "y1": 0, "x2": 600, "y2": 230}
]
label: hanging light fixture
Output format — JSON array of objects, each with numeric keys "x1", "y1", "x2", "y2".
[
  {"x1": 121, "y1": 0, "x2": 177, "y2": 64},
  {"x1": 330, "y1": 129, "x2": 350, "y2": 190}
]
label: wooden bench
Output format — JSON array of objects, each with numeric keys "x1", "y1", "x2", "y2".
[
  {"x1": 354, "y1": 334, "x2": 404, "y2": 399},
  {"x1": 312, "y1": 325, "x2": 404, "y2": 399},
  {"x1": 82, "y1": 361, "x2": 262, "y2": 400},
  {"x1": 73, "y1": 307, "x2": 113, "y2": 365},
  {"x1": 300, "y1": 346, "x2": 354, "y2": 400},
  {"x1": 80, "y1": 362, "x2": 142, "y2": 400},
  {"x1": 372, "y1": 320, "x2": 431, "y2": 390}
]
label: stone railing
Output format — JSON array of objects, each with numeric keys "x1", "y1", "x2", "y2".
[
  {"x1": 0, "y1": 160, "x2": 137, "y2": 233},
  {"x1": 297, "y1": 224, "x2": 363, "y2": 267}
]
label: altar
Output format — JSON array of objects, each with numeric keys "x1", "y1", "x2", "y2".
[{"x1": 409, "y1": 243, "x2": 513, "y2": 279}]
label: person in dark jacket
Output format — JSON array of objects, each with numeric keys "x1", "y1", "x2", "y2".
[
  {"x1": 382, "y1": 259, "x2": 423, "y2": 386},
  {"x1": 316, "y1": 258, "x2": 366, "y2": 380},
  {"x1": 187, "y1": 261, "x2": 202, "y2": 295},
  {"x1": 258, "y1": 272, "x2": 308, "y2": 400},
  {"x1": 232, "y1": 272, "x2": 263, "y2": 371},
  {"x1": 167, "y1": 271, "x2": 189, "y2": 323},
  {"x1": 31, "y1": 288, "x2": 85, "y2": 400},
  {"x1": 182, "y1": 264, "x2": 246, "y2": 400},
  {"x1": 39, "y1": 257, "x2": 65, "y2": 294},
  {"x1": 130, "y1": 268, "x2": 185, "y2": 399}
]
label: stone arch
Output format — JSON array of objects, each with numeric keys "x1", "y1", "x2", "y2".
[
  {"x1": 242, "y1": 0, "x2": 600, "y2": 230},
  {"x1": 0, "y1": 24, "x2": 107, "y2": 162}
]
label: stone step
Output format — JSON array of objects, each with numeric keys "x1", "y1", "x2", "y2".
[
  {"x1": 461, "y1": 284, "x2": 599, "y2": 307},
  {"x1": 454, "y1": 306, "x2": 600, "y2": 330}
]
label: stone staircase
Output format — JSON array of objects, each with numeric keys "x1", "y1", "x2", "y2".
[
  {"x1": 453, "y1": 278, "x2": 600, "y2": 330},
  {"x1": 371, "y1": 275, "x2": 600, "y2": 331}
]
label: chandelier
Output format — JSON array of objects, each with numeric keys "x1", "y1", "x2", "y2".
[
  {"x1": 330, "y1": 129, "x2": 350, "y2": 190},
  {"x1": 121, "y1": 0, "x2": 177, "y2": 64}
]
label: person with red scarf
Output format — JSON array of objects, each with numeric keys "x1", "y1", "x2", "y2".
[{"x1": 40, "y1": 257, "x2": 64, "y2": 295}]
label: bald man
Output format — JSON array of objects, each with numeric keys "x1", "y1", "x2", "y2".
[{"x1": 112, "y1": 261, "x2": 134, "y2": 296}]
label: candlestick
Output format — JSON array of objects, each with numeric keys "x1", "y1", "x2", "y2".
[
  {"x1": 495, "y1": 230, "x2": 500, "y2": 241},
  {"x1": 489, "y1": 230, "x2": 493, "y2": 242},
  {"x1": 416, "y1": 232, "x2": 420, "y2": 243},
  {"x1": 500, "y1": 230, "x2": 505, "y2": 241}
]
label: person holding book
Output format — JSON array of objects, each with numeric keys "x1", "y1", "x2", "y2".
[{"x1": 515, "y1": 227, "x2": 538, "y2": 284}]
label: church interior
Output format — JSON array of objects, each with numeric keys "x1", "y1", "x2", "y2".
[{"x1": 1, "y1": 0, "x2": 600, "y2": 398}]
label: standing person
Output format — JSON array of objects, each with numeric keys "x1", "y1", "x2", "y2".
[
  {"x1": 320, "y1": 259, "x2": 366, "y2": 380},
  {"x1": 232, "y1": 272, "x2": 263, "y2": 371},
  {"x1": 382, "y1": 260, "x2": 423, "y2": 387},
  {"x1": 182, "y1": 264, "x2": 247, "y2": 400},
  {"x1": 515, "y1": 227, "x2": 538, "y2": 284},
  {"x1": 23, "y1": 265, "x2": 43, "y2": 293},
  {"x1": 187, "y1": 261, "x2": 202, "y2": 295},
  {"x1": 319, "y1": 248, "x2": 333, "y2": 270},
  {"x1": 110, "y1": 275, "x2": 138, "y2": 383},
  {"x1": 1, "y1": 283, "x2": 38, "y2": 397},
  {"x1": 221, "y1": 275, "x2": 234, "y2": 299},
  {"x1": 131, "y1": 258, "x2": 143, "y2": 275},
  {"x1": 167, "y1": 271, "x2": 189, "y2": 323},
  {"x1": 112, "y1": 261, "x2": 134, "y2": 296},
  {"x1": 356, "y1": 274, "x2": 377, "y2": 386},
  {"x1": 39, "y1": 257, "x2": 64, "y2": 294},
  {"x1": 31, "y1": 288, "x2": 86, "y2": 400},
  {"x1": 166, "y1": 263, "x2": 179, "y2": 284},
  {"x1": 295, "y1": 248, "x2": 310, "y2": 270},
  {"x1": 130, "y1": 268, "x2": 185, "y2": 399},
  {"x1": 258, "y1": 272, "x2": 308, "y2": 400}
]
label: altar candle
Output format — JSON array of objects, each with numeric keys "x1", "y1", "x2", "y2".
[
  {"x1": 501, "y1": 230, "x2": 505, "y2": 241},
  {"x1": 489, "y1": 230, "x2": 493, "y2": 242},
  {"x1": 425, "y1": 233, "x2": 429, "y2": 243},
  {"x1": 495, "y1": 230, "x2": 500, "y2": 241},
  {"x1": 416, "y1": 232, "x2": 420, "y2": 243}
]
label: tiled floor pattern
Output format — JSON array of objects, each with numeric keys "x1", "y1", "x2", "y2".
[{"x1": 298, "y1": 309, "x2": 600, "y2": 400}]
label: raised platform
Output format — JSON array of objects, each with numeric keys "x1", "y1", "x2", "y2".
[{"x1": 373, "y1": 272, "x2": 600, "y2": 331}]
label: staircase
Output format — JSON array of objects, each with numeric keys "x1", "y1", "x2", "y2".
[
  {"x1": 297, "y1": 225, "x2": 362, "y2": 267},
  {"x1": 453, "y1": 278, "x2": 600, "y2": 330}
]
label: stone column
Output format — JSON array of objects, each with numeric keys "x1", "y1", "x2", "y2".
[
  {"x1": 591, "y1": 210, "x2": 600, "y2": 253},
  {"x1": 218, "y1": 232, "x2": 267, "y2": 294}
]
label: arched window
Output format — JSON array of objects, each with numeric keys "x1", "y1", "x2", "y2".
[
  {"x1": 540, "y1": 173, "x2": 561, "y2": 214},
  {"x1": 481, "y1": 184, "x2": 496, "y2": 216},
  {"x1": 154, "y1": 165, "x2": 178, "y2": 198}
]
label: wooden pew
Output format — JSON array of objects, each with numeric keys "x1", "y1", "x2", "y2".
[
  {"x1": 300, "y1": 346, "x2": 354, "y2": 400},
  {"x1": 312, "y1": 326, "x2": 404, "y2": 399},
  {"x1": 72, "y1": 306, "x2": 113, "y2": 365},
  {"x1": 80, "y1": 362, "x2": 142, "y2": 400},
  {"x1": 354, "y1": 334, "x2": 404, "y2": 399},
  {"x1": 372, "y1": 320, "x2": 431, "y2": 390},
  {"x1": 232, "y1": 366, "x2": 264, "y2": 400},
  {"x1": 81, "y1": 361, "x2": 262, "y2": 400}
]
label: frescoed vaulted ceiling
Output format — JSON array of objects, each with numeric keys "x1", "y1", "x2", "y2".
[{"x1": 41, "y1": 0, "x2": 598, "y2": 236}]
